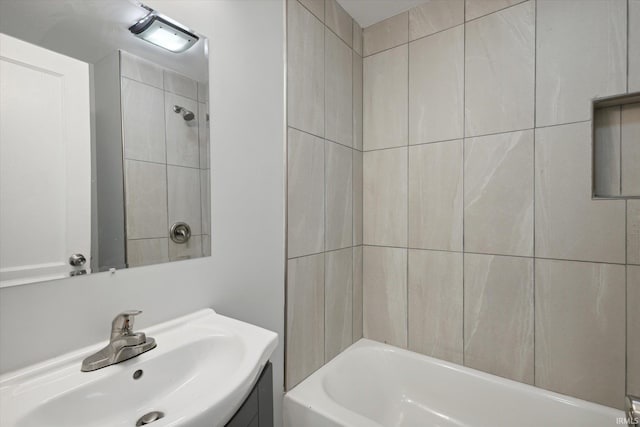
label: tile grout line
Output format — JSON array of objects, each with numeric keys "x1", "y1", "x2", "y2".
[
  {"x1": 462, "y1": 0, "x2": 466, "y2": 367},
  {"x1": 350, "y1": 28, "x2": 356, "y2": 345},
  {"x1": 465, "y1": 0, "x2": 530, "y2": 24},
  {"x1": 360, "y1": 0, "x2": 534, "y2": 58},
  {"x1": 359, "y1": 22, "x2": 364, "y2": 342},
  {"x1": 295, "y1": 0, "x2": 343, "y2": 48},
  {"x1": 323, "y1": 7, "x2": 327, "y2": 365},
  {"x1": 361, "y1": 243, "x2": 631, "y2": 266},
  {"x1": 121, "y1": 75, "x2": 200, "y2": 102},
  {"x1": 129, "y1": 234, "x2": 206, "y2": 242},
  {"x1": 532, "y1": 0, "x2": 537, "y2": 385},
  {"x1": 363, "y1": 41, "x2": 405, "y2": 59},
  {"x1": 289, "y1": 124, "x2": 361, "y2": 151},
  {"x1": 284, "y1": 0, "x2": 290, "y2": 389},
  {"x1": 362, "y1": 0, "x2": 528, "y2": 60},
  {"x1": 406, "y1": 11, "x2": 410, "y2": 350},
  {"x1": 365, "y1": 22, "x2": 464, "y2": 59},
  {"x1": 624, "y1": 0, "x2": 631, "y2": 389},
  {"x1": 409, "y1": 22, "x2": 465, "y2": 48},
  {"x1": 125, "y1": 157, "x2": 204, "y2": 171},
  {"x1": 360, "y1": 119, "x2": 591, "y2": 153}
]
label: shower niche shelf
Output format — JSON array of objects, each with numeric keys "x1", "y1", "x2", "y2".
[{"x1": 592, "y1": 92, "x2": 640, "y2": 199}]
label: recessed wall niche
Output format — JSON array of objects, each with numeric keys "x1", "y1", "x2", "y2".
[{"x1": 592, "y1": 92, "x2": 640, "y2": 199}]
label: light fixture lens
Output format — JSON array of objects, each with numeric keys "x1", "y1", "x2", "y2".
[{"x1": 130, "y1": 15, "x2": 198, "y2": 53}]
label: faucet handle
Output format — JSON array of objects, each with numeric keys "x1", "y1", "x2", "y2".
[{"x1": 111, "y1": 310, "x2": 142, "y2": 337}]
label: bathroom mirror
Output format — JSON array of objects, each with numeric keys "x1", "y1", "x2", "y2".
[{"x1": 0, "y1": 0, "x2": 211, "y2": 287}]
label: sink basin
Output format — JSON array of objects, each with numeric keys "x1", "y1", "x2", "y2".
[{"x1": 0, "y1": 309, "x2": 278, "y2": 427}]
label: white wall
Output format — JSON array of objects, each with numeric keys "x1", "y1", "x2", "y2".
[{"x1": 0, "y1": 0, "x2": 286, "y2": 424}]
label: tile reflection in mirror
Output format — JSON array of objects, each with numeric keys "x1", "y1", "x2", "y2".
[{"x1": 0, "y1": 1, "x2": 210, "y2": 286}]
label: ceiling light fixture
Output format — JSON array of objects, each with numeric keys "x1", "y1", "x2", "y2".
[{"x1": 129, "y1": 13, "x2": 199, "y2": 53}]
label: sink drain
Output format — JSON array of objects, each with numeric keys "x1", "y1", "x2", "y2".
[{"x1": 136, "y1": 411, "x2": 164, "y2": 426}]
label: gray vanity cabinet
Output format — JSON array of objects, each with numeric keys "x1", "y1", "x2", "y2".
[{"x1": 225, "y1": 362, "x2": 273, "y2": 427}]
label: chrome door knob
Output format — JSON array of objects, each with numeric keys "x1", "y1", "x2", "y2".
[{"x1": 69, "y1": 253, "x2": 86, "y2": 267}]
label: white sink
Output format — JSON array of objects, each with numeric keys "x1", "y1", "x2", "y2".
[{"x1": 0, "y1": 309, "x2": 278, "y2": 427}]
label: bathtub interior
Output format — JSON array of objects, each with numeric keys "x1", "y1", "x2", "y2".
[
  {"x1": 321, "y1": 346, "x2": 461, "y2": 426},
  {"x1": 297, "y1": 340, "x2": 625, "y2": 427}
]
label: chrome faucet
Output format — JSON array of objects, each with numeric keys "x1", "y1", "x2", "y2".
[{"x1": 81, "y1": 310, "x2": 156, "y2": 372}]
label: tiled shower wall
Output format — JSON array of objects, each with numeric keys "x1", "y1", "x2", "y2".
[
  {"x1": 120, "y1": 52, "x2": 211, "y2": 266},
  {"x1": 361, "y1": 0, "x2": 639, "y2": 410},
  {"x1": 285, "y1": 0, "x2": 363, "y2": 389}
]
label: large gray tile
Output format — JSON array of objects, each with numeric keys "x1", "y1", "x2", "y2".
[
  {"x1": 202, "y1": 234, "x2": 211, "y2": 257},
  {"x1": 464, "y1": 130, "x2": 534, "y2": 256},
  {"x1": 465, "y1": 1, "x2": 534, "y2": 137},
  {"x1": 198, "y1": 102, "x2": 210, "y2": 169},
  {"x1": 286, "y1": 253, "x2": 325, "y2": 389},
  {"x1": 408, "y1": 140, "x2": 463, "y2": 251},
  {"x1": 121, "y1": 78, "x2": 166, "y2": 164},
  {"x1": 287, "y1": 128, "x2": 324, "y2": 258},
  {"x1": 326, "y1": 0, "x2": 352, "y2": 47},
  {"x1": 127, "y1": 238, "x2": 169, "y2": 267},
  {"x1": 363, "y1": 45, "x2": 408, "y2": 150},
  {"x1": 536, "y1": 0, "x2": 627, "y2": 127},
  {"x1": 164, "y1": 69, "x2": 197, "y2": 100},
  {"x1": 363, "y1": 148, "x2": 408, "y2": 247},
  {"x1": 325, "y1": 141, "x2": 353, "y2": 251},
  {"x1": 353, "y1": 150, "x2": 363, "y2": 245},
  {"x1": 464, "y1": 254, "x2": 534, "y2": 383},
  {"x1": 352, "y1": 19, "x2": 363, "y2": 55},
  {"x1": 465, "y1": 0, "x2": 527, "y2": 21},
  {"x1": 169, "y1": 234, "x2": 202, "y2": 261},
  {"x1": 535, "y1": 122, "x2": 626, "y2": 264},
  {"x1": 630, "y1": 200, "x2": 640, "y2": 265},
  {"x1": 631, "y1": 0, "x2": 640, "y2": 92},
  {"x1": 353, "y1": 246, "x2": 363, "y2": 341},
  {"x1": 408, "y1": 250, "x2": 463, "y2": 364},
  {"x1": 120, "y1": 51, "x2": 163, "y2": 88},
  {"x1": 288, "y1": 0, "x2": 325, "y2": 137},
  {"x1": 535, "y1": 259, "x2": 625, "y2": 409},
  {"x1": 363, "y1": 246, "x2": 407, "y2": 348},
  {"x1": 197, "y1": 81, "x2": 208, "y2": 103},
  {"x1": 124, "y1": 160, "x2": 167, "y2": 239},
  {"x1": 325, "y1": 29, "x2": 353, "y2": 147},
  {"x1": 593, "y1": 106, "x2": 621, "y2": 197},
  {"x1": 363, "y1": 12, "x2": 408, "y2": 57},
  {"x1": 200, "y1": 169, "x2": 210, "y2": 236},
  {"x1": 409, "y1": 0, "x2": 464, "y2": 40},
  {"x1": 409, "y1": 26, "x2": 464, "y2": 145},
  {"x1": 297, "y1": 0, "x2": 324, "y2": 22},
  {"x1": 325, "y1": 248, "x2": 353, "y2": 361},
  {"x1": 165, "y1": 93, "x2": 200, "y2": 168},
  {"x1": 621, "y1": 103, "x2": 640, "y2": 196},
  {"x1": 353, "y1": 52, "x2": 363, "y2": 150},
  {"x1": 168, "y1": 165, "x2": 202, "y2": 236},
  {"x1": 629, "y1": 265, "x2": 640, "y2": 396}
]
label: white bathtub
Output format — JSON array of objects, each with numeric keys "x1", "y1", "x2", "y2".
[{"x1": 284, "y1": 339, "x2": 625, "y2": 427}]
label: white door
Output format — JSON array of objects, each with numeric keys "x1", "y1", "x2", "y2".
[{"x1": 0, "y1": 33, "x2": 91, "y2": 287}]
